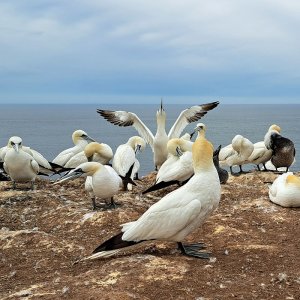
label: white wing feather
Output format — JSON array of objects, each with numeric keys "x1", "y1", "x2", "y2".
[
  {"x1": 97, "y1": 110, "x2": 155, "y2": 150},
  {"x1": 168, "y1": 102, "x2": 219, "y2": 139}
]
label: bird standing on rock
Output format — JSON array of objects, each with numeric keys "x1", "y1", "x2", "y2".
[
  {"x1": 112, "y1": 136, "x2": 146, "y2": 191},
  {"x1": 83, "y1": 123, "x2": 221, "y2": 260},
  {"x1": 268, "y1": 132, "x2": 296, "y2": 172},
  {"x1": 3, "y1": 136, "x2": 39, "y2": 190},
  {"x1": 55, "y1": 162, "x2": 135, "y2": 210}
]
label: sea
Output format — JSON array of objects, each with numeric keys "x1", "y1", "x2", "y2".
[{"x1": 0, "y1": 104, "x2": 299, "y2": 175}]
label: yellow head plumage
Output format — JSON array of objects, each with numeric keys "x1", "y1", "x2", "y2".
[
  {"x1": 269, "y1": 124, "x2": 281, "y2": 133},
  {"x1": 84, "y1": 142, "x2": 102, "y2": 159},
  {"x1": 286, "y1": 174, "x2": 300, "y2": 187}
]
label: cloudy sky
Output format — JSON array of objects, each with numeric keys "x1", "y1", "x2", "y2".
[{"x1": 0, "y1": 0, "x2": 300, "y2": 104}]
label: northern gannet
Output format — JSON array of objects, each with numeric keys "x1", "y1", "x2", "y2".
[
  {"x1": 97, "y1": 101, "x2": 219, "y2": 170},
  {"x1": 84, "y1": 124, "x2": 221, "y2": 260},
  {"x1": 112, "y1": 136, "x2": 146, "y2": 190},
  {"x1": 0, "y1": 139, "x2": 53, "y2": 173},
  {"x1": 268, "y1": 172, "x2": 300, "y2": 207},
  {"x1": 52, "y1": 130, "x2": 95, "y2": 166},
  {"x1": 64, "y1": 142, "x2": 113, "y2": 168},
  {"x1": 55, "y1": 162, "x2": 135, "y2": 209},
  {"x1": 220, "y1": 135, "x2": 254, "y2": 175},
  {"x1": 142, "y1": 124, "x2": 227, "y2": 194},
  {"x1": 268, "y1": 132, "x2": 296, "y2": 172},
  {"x1": 3, "y1": 136, "x2": 39, "y2": 189},
  {"x1": 247, "y1": 124, "x2": 281, "y2": 171}
]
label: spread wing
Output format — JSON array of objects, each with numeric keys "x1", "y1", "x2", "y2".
[
  {"x1": 97, "y1": 109, "x2": 154, "y2": 150},
  {"x1": 168, "y1": 101, "x2": 219, "y2": 139}
]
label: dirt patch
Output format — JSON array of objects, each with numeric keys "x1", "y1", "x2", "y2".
[{"x1": 1, "y1": 171, "x2": 300, "y2": 299}]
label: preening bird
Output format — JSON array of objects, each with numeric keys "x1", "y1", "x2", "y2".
[
  {"x1": 83, "y1": 124, "x2": 221, "y2": 260},
  {"x1": 97, "y1": 101, "x2": 219, "y2": 170},
  {"x1": 268, "y1": 172, "x2": 300, "y2": 207},
  {"x1": 247, "y1": 124, "x2": 281, "y2": 171},
  {"x1": 112, "y1": 136, "x2": 146, "y2": 190},
  {"x1": 64, "y1": 142, "x2": 113, "y2": 168},
  {"x1": 52, "y1": 130, "x2": 95, "y2": 166},
  {"x1": 219, "y1": 135, "x2": 254, "y2": 175},
  {"x1": 3, "y1": 136, "x2": 39, "y2": 189},
  {"x1": 268, "y1": 132, "x2": 296, "y2": 172}
]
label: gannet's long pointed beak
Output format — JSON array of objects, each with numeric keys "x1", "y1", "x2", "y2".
[
  {"x1": 160, "y1": 98, "x2": 163, "y2": 110},
  {"x1": 135, "y1": 144, "x2": 141, "y2": 154},
  {"x1": 54, "y1": 168, "x2": 84, "y2": 184},
  {"x1": 176, "y1": 146, "x2": 183, "y2": 157},
  {"x1": 83, "y1": 134, "x2": 96, "y2": 143},
  {"x1": 12, "y1": 144, "x2": 19, "y2": 153},
  {"x1": 189, "y1": 130, "x2": 196, "y2": 140}
]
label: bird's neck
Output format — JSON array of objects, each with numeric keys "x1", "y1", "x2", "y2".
[{"x1": 156, "y1": 115, "x2": 166, "y2": 133}]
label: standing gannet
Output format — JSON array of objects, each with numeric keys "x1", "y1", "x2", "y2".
[
  {"x1": 247, "y1": 124, "x2": 281, "y2": 171},
  {"x1": 268, "y1": 132, "x2": 295, "y2": 172},
  {"x1": 64, "y1": 142, "x2": 113, "y2": 168},
  {"x1": 3, "y1": 136, "x2": 39, "y2": 189},
  {"x1": 55, "y1": 162, "x2": 134, "y2": 209},
  {"x1": 112, "y1": 136, "x2": 146, "y2": 190},
  {"x1": 268, "y1": 172, "x2": 300, "y2": 207},
  {"x1": 264, "y1": 124, "x2": 281, "y2": 149},
  {"x1": 0, "y1": 140, "x2": 53, "y2": 172},
  {"x1": 84, "y1": 123, "x2": 221, "y2": 260},
  {"x1": 220, "y1": 135, "x2": 254, "y2": 175},
  {"x1": 52, "y1": 130, "x2": 95, "y2": 166},
  {"x1": 97, "y1": 101, "x2": 219, "y2": 170}
]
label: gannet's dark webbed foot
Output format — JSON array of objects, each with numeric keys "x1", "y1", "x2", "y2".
[
  {"x1": 12, "y1": 181, "x2": 16, "y2": 190},
  {"x1": 91, "y1": 197, "x2": 97, "y2": 210},
  {"x1": 103, "y1": 197, "x2": 120, "y2": 210},
  {"x1": 30, "y1": 181, "x2": 35, "y2": 190},
  {"x1": 134, "y1": 172, "x2": 142, "y2": 181},
  {"x1": 256, "y1": 164, "x2": 261, "y2": 171},
  {"x1": 177, "y1": 242, "x2": 210, "y2": 259}
]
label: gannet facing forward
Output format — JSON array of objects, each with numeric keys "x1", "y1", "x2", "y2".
[
  {"x1": 52, "y1": 130, "x2": 95, "y2": 166},
  {"x1": 97, "y1": 101, "x2": 219, "y2": 170},
  {"x1": 3, "y1": 137, "x2": 39, "y2": 189},
  {"x1": 84, "y1": 124, "x2": 221, "y2": 260},
  {"x1": 269, "y1": 172, "x2": 300, "y2": 207},
  {"x1": 112, "y1": 136, "x2": 146, "y2": 190}
]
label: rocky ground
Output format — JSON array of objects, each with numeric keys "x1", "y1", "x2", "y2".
[{"x1": 0, "y1": 170, "x2": 300, "y2": 300}]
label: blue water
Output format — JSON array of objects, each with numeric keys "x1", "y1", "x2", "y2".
[{"x1": 0, "y1": 104, "x2": 299, "y2": 175}]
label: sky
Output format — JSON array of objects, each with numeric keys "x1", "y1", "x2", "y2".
[{"x1": 0, "y1": 0, "x2": 300, "y2": 104}]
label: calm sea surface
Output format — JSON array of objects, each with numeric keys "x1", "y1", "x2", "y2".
[{"x1": 0, "y1": 104, "x2": 299, "y2": 175}]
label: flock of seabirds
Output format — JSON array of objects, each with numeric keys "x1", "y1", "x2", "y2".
[{"x1": 0, "y1": 101, "x2": 299, "y2": 260}]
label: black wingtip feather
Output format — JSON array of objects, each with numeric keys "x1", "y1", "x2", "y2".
[
  {"x1": 93, "y1": 232, "x2": 139, "y2": 253},
  {"x1": 142, "y1": 180, "x2": 178, "y2": 194}
]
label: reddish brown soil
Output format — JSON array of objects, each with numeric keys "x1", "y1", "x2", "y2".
[{"x1": 0, "y1": 171, "x2": 300, "y2": 300}]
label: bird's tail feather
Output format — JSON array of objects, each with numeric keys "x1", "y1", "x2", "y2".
[
  {"x1": 119, "y1": 163, "x2": 136, "y2": 189},
  {"x1": 92, "y1": 232, "x2": 140, "y2": 254}
]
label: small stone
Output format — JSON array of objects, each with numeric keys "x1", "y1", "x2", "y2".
[{"x1": 224, "y1": 249, "x2": 229, "y2": 255}]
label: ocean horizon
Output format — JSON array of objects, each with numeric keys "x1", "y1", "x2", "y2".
[{"x1": 0, "y1": 103, "x2": 299, "y2": 175}]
